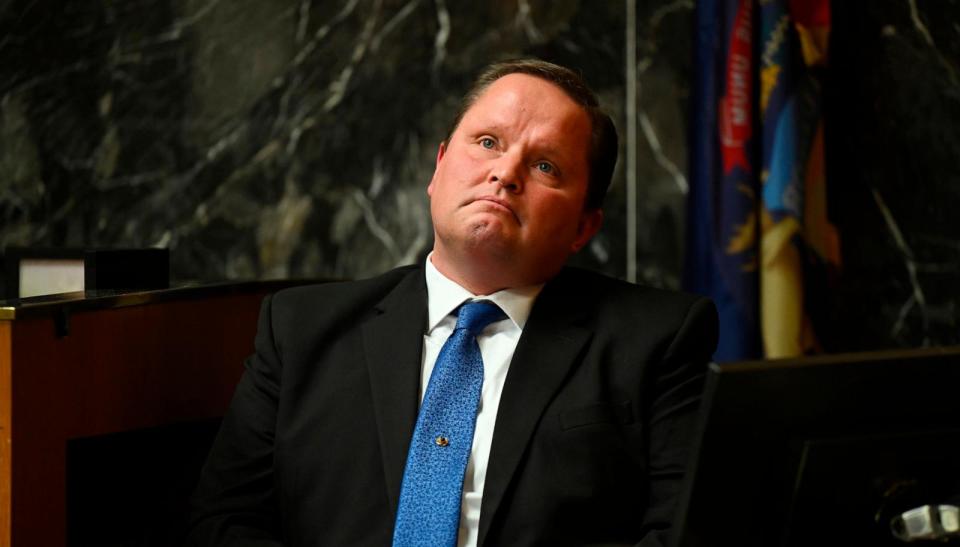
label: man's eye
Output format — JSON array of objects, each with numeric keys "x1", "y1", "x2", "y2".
[
  {"x1": 536, "y1": 162, "x2": 554, "y2": 174},
  {"x1": 480, "y1": 138, "x2": 495, "y2": 149}
]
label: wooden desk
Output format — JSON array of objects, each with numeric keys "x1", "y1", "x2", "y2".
[{"x1": 0, "y1": 282, "x2": 304, "y2": 546}]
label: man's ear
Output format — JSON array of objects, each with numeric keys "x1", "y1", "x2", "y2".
[
  {"x1": 571, "y1": 208, "x2": 603, "y2": 252},
  {"x1": 427, "y1": 141, "x2": 447, "y2": 197},
  {"x1": 436, "y1": 141, "x2": 446, "y2": 163}
]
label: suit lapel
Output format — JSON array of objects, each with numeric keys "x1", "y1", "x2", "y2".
[
  {"x1": 477, "y1": 275, "x2": 593, "y2": 545},
  {"x1": 362, "y1": 268, "x2": 428, "y2": 513}
]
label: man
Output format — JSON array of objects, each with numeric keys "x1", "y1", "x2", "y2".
[{"x1": 188, "y1": 59, "x2": 717, "y2": 547}]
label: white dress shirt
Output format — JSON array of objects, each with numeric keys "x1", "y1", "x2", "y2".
[{"x1": 422, "y1": 254, "x2": 542, "y2": 547}]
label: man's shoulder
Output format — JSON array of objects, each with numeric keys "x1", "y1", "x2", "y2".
[
  {"x1": 552, "y1": 266, "x2": 706, "y2": 308},
  {"x1": 549, "y1": 266, "x2": 718, "y2": 349},
  {"x1": 269, "y1": 264, "x2": 422, "y2": 319}
]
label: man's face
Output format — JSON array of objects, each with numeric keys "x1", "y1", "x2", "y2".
[{"x1": 427, "y1": 73, "x2": 603, "y2": 292}]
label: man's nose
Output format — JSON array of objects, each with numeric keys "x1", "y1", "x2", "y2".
[{"x1": 490, "y1": 154, "x2": 523, "y2": 193}]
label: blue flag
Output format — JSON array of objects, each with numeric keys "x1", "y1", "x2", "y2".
[
  {"x1": 685, "y1": 0, "x2": 838, "y2": 362},
  {"x1": 685, "y1": 0, "x2": 761, "y2": 362}
]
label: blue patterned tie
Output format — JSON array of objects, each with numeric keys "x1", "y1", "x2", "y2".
[{"x1": 392, "y1": 300, "x2": 506, "y2": 547}]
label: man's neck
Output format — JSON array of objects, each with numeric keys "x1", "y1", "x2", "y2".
[{"x1": 428, "y1": 249, "x2": 526, "y2": 296}]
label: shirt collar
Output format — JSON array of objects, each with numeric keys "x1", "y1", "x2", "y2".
[{"x1": 424, "y1": 253, "x2": 543, "y2": 333}]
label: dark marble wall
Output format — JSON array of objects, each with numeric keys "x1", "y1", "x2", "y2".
[
  {"x1": 824, "y1": 0, "x2": 960, "y2": 352},
  {"x1": 0, "y1": 0, "x2": 693, "y2": 289},
  {"x1": 1, "y1": 0, "x2": 957, "y2": 352}
]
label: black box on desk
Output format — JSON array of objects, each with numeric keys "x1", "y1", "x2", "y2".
[{"x1": 1, "y1": 248, "x2": 169, "y2": 300}]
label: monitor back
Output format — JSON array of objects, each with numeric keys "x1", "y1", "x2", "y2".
[{"x1": 672, "y1": 347, "x2": 960, "y2": 547}]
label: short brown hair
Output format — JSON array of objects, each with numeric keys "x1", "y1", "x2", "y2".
[{"x1": 446, "y1": 59, "x2": 618, "y2": 210}]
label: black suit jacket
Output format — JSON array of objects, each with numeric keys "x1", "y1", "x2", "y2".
[{"x1": 187, "y1": 265, "x2": 718, "y2": 546}]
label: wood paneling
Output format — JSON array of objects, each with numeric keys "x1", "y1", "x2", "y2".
[{"x1": 0, "y1": 286, "x2": 280, "y2": 546}]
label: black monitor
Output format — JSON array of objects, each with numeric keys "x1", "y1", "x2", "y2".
[{"x1": 672, "y1": 347, "x2": 960, "y2": 547}]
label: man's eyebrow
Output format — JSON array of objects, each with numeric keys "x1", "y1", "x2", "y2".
[
  {"x1": 467, "y1": 122, "x2": 508, "y2": 135},
  {"x1": 529, "y1": 143, "x2": 575, "y2": 164},
  {"x1": 535, "y1": 144, "x2": 565, "y2": 157},
  {"x1": 465, "y1": 122, "x2": 578, "y2": 164}
]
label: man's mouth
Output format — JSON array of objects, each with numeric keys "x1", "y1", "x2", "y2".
[{"x1": 472, "y1": 196, "x2": 519, "y2": 222}]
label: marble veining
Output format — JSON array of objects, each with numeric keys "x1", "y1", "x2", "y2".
[
  {"x1": 2, "y1": 0, "x2": 653, "y2": 284},
  {"x1": 824, "y1": 0, "x2": 960, "y2": 351},
  {"x1": 1, "y1": 0, "x2": 958, "y2": 352}
]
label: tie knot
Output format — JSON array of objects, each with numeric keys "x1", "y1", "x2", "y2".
[{"x1": 455, "y1": 300, "x2": 506, "y2": 335}]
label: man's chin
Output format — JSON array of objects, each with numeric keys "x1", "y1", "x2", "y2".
[
  {"x1": 461, "y1": 216, "x2": 514, "y2": 243},
  {"x1": 462, "y1": 232, "x2": 514, "y2": 259},
  {"x1": 435, "y1": 220, "x2": 522, "y2": 266}
]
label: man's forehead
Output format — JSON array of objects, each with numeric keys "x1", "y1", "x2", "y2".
[
  {"x1": 473, "y1": 73, "x2": 574, "y2": 109},
  {"x1": 461, "y1": 74, "x2": 590, "y2": 132}
]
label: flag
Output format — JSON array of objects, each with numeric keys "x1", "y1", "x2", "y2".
[
  {"x1": 685, "y1": 0, "x2": 839, "y2": 362},
  {"x1": 685, "y1": 0, "x2": 761, "y2": 362}
]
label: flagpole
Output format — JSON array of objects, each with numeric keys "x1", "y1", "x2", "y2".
[{"x1": 625, "y1": 0, "x2": 638, "y2": 283}]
